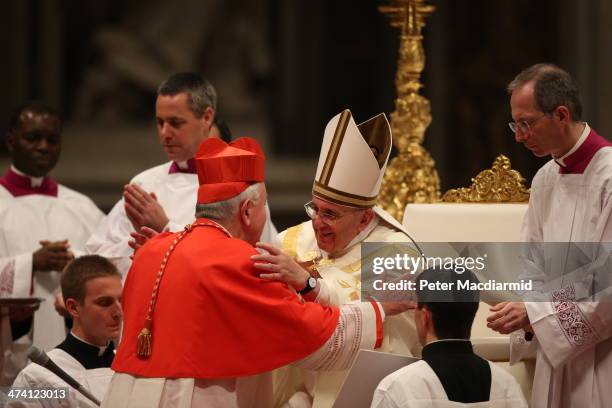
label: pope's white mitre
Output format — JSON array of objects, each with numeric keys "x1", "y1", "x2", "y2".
[{"x1": 313, "y1": 109, "x2": 392, "y2": 208}]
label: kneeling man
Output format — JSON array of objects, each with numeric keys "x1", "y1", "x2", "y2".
[
  {"x1": 12, "y1": 255, "x2": 122, "y2": 407},
  {"x1": 372, "y1": 267, "x2": 526, "y2": 407}
]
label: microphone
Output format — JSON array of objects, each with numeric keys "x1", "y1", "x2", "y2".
[{"x1": 27, "y1": 346, "x2": 101, "y2": 406}]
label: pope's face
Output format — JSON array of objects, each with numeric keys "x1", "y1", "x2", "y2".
[
  {"x1": 310, "y1": 197, "x2": 370, "y2": 256},
  {"x1": 7, "y1": 110, "x2": 62, "y2": 177},
  {"x1": 156, "y1": 93, "x2": 213, "y2": 162},
  {"x1": 74, "y1": 275, "x2": 123, "y2": 346}
]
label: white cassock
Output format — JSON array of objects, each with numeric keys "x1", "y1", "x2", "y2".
[
  {"x1": 275, "y1": 209, "x2": 421, "y2": 408},
  {"x1": 371, "y1": 360, "x2": 526, "y2": 408},
  {"x1": 511, "y1": 124, "x2": 612, "y2": 407},
  {"x1": 0, "y1": 169, "x2": 104, "y2": 384},
  {"x1": 9, "y1": 348, "x2": 113, "y2": 408},
  {"x1": 101, "y1": 303, "x2": 382, "y2": 408},
  {"x1": 85, "y1": 161, "x2": 278, "y2": 276}
]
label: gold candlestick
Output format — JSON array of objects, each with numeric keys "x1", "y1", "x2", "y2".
[{"x1": 377, "y1": 0, "x2": 441, "y2": 221}]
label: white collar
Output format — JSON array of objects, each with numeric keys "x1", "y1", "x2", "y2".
[
  {"x1": 555, "y1": 123, "x2": 590, "y2": 166},
  {"x1": 70, "y1": 331, "x2": 109, "y2": 357},
  {"x1": 176, "y1": 160, "x2": 190, "y2": 170},
  {"x1": 11, "y1": 165, "x2": 44, "y2": 187}
]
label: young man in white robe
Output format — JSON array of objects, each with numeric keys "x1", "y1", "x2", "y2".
[
  {"x1": 9, "y1": 255, "x2": 122, "y2": 407},
  {"x1": 252, "y1": 109, "x2": 421, "y2": 408},
  {"x1": 85, "y1": 72, "x2": 277, "y2": 276},
  {"x1": 486, "y1": 63, "x2": 612, "y2": 407},
  {"x1": 0, "y1": 103, "x2": 104, "y2": 385},
  {"x1": 372, "y1": 267, "x2": 526, "y2": 408}
]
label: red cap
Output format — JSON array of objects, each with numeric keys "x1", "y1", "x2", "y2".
[{"x1": 195, "y1": 137, "x2": 265, "y2": 204}]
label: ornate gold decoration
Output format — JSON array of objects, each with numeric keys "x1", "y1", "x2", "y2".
[
  {"x1": 377, "y1": 0, "x2": 441, "y2": 222},
  {"x1": 441, "y1": 155, "x2": 530, "y2": 203}
]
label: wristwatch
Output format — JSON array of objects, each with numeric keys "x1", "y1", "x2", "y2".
[{"x1": 298, "y1": 276, "x2": 317, "y2": 295}]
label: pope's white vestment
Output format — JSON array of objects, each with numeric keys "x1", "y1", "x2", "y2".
[{"x1": 276, "y1": 209, "x2": 421, "y2": 408}]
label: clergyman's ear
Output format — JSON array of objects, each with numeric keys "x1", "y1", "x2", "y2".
[
  {"x1": 240, "y1": 199, "x2": 253, "y2": 227},
  {"x1": 65, "y1": 298, "x2": 79, "y2": 319},
  {"x1": 555, "y1": 105, "x2": 571, "y2": 123}
]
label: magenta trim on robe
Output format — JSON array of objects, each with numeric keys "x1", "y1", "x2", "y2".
[
  {"x1": 167, "y1": 158, "x2": 197, "y2": 174},
  {"x1": 558, "y1": 130, "x2": 612, "y2": 174},
  {"x1": 0, "y1": 168, "x2": 58, "y2": 197}
]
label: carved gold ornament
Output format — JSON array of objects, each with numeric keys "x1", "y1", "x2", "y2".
[{"x1": 441, "y1": 155, "x2": 530, "y2": 203}]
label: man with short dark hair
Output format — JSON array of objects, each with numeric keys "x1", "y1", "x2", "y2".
[
  {"x1": 372, "y1": 268, "x2": 526, "y2": 407},
  {"x1": 11, "y1": 255, "x2": 122, "y2": 408},
  {"x1": 0, "y1": 102, "x2": 104, "y2": 384},
  {"x1": 86, "y1": 72, "x2": 276, "y2": 276},
  {"x1": 487, "y1": 63, "x2": 612, "y2": 408}
]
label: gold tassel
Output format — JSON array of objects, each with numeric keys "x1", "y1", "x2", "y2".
[{"x1": 136, "y1": 319, "x2": 152, "y2": 358}]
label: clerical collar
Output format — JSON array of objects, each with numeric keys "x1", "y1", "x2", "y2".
[
  {"x1": 554, "y1": 125, "x2": 612, "y2": 174},
  {"x1": 0, "y1": 166, "x2": 58, "y2": 197},
  {"x1": 555, "y1": 123, "x2": 590, "y2": 166},
  {"x1": 422, "y1": 339, "x2": 473, "y2": 358},
  {"x1": 56, "y1": 332, "x2": 115, "y2": 370},
  {"x1": 168, "y1": 158, "x2": 197, "y2": 174},
  {"x1": 11, "y1": 166, "x2": 44, "y2": 186}
]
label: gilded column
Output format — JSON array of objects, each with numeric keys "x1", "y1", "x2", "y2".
[{"x1": 378, "y1": 0, "x2": 441, "y2": 221}]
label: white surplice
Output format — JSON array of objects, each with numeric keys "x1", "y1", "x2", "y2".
[
  {"x1": 371, "y1": 360, "x2": 527, "y2": 408},
  {"x1": 511, "y1": 125, "x2": 612, "y2": 407},
  {"x1": 9, "y1": 348, "x2": 113, "y2": 408},
  {"x1": 0, "y1": 182, "x2": 104, "y2": 384},
  {"x1": 276, "y1": 209, "x2": 421, "y2": 408},
  {"x1": 101, "y1": 302, "x2": 382, "y2": 408},
  {"x1": 85, "y1": 162, "x2": 278, "y2": 276}
]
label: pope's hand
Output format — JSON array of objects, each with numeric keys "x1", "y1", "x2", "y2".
[
  {"x1": 487, "y1": 301, "x2": 530, "y2": 334},
  {"x1": 124, "y1": 184, "x2": 169, "y2": 232},
  {"x1": 252, "y1": 242, "x2": 311, "y2": 291}
]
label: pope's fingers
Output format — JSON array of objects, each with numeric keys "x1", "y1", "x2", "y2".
[
  {"x1": 251, "y1": 253, "x2": 276, "y2": 263},
  {"x1": 255, "y1": 242, "x2": 282, "y2": 256},
  {"x1": 253, "y1": 262, "x2": 277, "y2": 271},
  {"x1": 259, "y1": 273, "x2": 282, "y2": 281}
]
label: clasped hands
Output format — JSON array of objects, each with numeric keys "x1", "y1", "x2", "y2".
[
  {"x1": 486, "y1": 301, "x2": 532, "y2": 335},
  {"x1": 124, "y1": 183, "x2": 169, "y2": 232}
]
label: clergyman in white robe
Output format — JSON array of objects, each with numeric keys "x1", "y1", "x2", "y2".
[
  {"x1": 0, "y1": 167, "x2": 104, "y2": 384},
  {"x1": 511, "y1": 124, "x2": 612, "y2": 407},
  {"x1": 9, "y1": 332, "x2": 115, "y2": 408}
]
